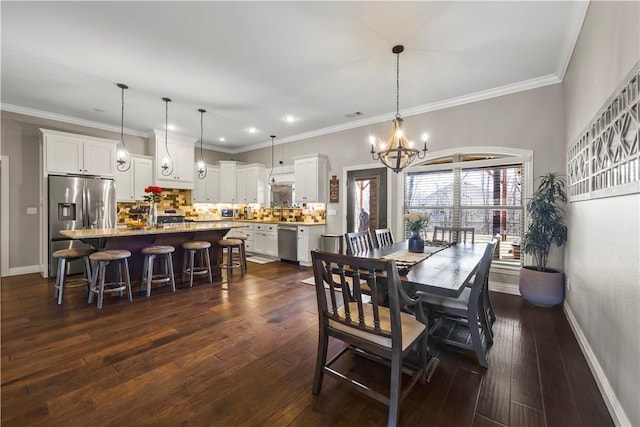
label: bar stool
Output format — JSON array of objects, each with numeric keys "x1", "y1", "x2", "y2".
[
  {"x1": 88, "y1": 250, "x2": 133, "y2": 309},
  {"x1": 140, "y1": 245, "x2": 176, "y2": 297},
  {"x1": 182, "y1": 241, "x2": 213, "y2": 287},
  {"x1": 232, "y1": 235, "x2": 248, "y2": 271},
  {"x1": 52, "y1": 247, "x2": 94, "y2": 304},
  {"x1": 216, "y1": 238, "x2": 245, "y2": 282}
]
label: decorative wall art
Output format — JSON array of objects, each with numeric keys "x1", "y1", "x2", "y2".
[
  {"x1": 329, "y1": 175, "x2": 339, "y2": 203},
  {"x1": 567, "y1": 65, "x2": 639, "y2": 202}
]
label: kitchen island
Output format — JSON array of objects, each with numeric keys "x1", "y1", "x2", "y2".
[{"x1": 60, "y1": 223, "x2": 244, "y2": 283}]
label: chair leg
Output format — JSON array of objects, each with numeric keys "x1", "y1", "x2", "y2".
[
  {"x1": 167, "y1": 253, "x2": 176, "y2": 292},
  {"x1": 88, "y1": 262, "x2": 99, "y2": 304},
  {"x1": 123, "y1": 258, "x2": 132, "y2": 301},
  {"x1": 388, "y1": 351, "x2": 402, "y2": 427},
  {"x1": 225, "y1": 247, "x2": 232, "y2": 282},
  {"x1": 189, "y1": 250, "x2": 195, "y2": 287},
  {"x1": 145, "y1": 254, "x2": 154, "y2": 297},
  {"x1": 55, "y1": 258, "x2": 66, "y2": 304},
  {"x1": 312, "y1": 328, "x2": 329, "y2": 394},
  {"x1": 97, "y1": 262, "x2": 107, "y2": 309},
  {"x1": 468, "y1": 305, "x2": 488, "y2": 368},
  {"x1": 205, "y1": 248, "x2": 212, "y2": 283}
]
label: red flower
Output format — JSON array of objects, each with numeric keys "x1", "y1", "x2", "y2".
[
  {"x1": 144, "y1": 186, "x2": 163, "y2": 195},
  {"x1": 143, "y1": 186, "x2": 164, "y2": 203}
]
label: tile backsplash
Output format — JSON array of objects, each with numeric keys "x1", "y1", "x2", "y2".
[{"x1": 117, "y1": 189, "x2": 326, "y2": 224}]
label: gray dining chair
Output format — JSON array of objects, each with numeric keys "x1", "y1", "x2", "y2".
[
  {"x1": 311, "y1": 249, "x2": 428, "y2": 427},
  {"x1": 344, "y1": 230, "x2": 374, "y2": 255},
  {"x1": 432, "y1": 226, "x2": 475, "y2": 244},
  {"x1": 418, "y1": 234, "x2": 499, "y2": 368},
  {"x1": 374, "y1": 228, "x2": 395, "y2": 248}
]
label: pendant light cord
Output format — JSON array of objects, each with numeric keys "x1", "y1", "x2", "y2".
[{"x1": 396, "y1": 50, "x2": 400, "y2": 118}]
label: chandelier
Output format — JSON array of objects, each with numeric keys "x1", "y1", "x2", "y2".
[
  {"x1": 196, "y1": 108, "x2": 207, "y2": 179},
  {"x1": 115, "y1": 83, "x2": 131, "y2": 172},
  {"x1": 370, "y1": 45, "x2": 428, "y2": 173}
]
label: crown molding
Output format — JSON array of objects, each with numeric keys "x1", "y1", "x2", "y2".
[
  {"x1": 0, "y1": 103, "x2": 149, "y2": 138},
  {"x1": 230, "y1": 74, "x2": 563, "y2": 154},
  {"x1": 2, "y1": 73, "x2": 562, "y2": 155}
]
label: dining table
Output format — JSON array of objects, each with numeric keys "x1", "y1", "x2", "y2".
[
  {"x1": 354, "y1": 239, "x2": 487, "y2": 298},
  {"x1": 352, "y1": 239, "x2": 489, "y2": 379}
]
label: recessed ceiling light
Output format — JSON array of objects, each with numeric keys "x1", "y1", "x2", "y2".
[
  {"x1": 247, "y1": 127, "x2": 258, "y2": 133},
  {"x1": 92, "y1": 108, "x2": 105, "y2": 113},
  {"x1": 168, "y1": 124, "x2": 176, "y2": 131},
  {"x1": 284, "y1": 115, "x2": 297, "y2": 123},
  {"x1": 219, "y1": 137, "x2": 225, "y2": 142}
]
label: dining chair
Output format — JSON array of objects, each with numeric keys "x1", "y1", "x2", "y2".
[
  {"x1": 374, "y1": 228, "x2": 395, "y2": 248},
  {"x1": 311, "y1": 249, "x2": 428, "y2": 427},
  {"x1": 344, "y1": 230, "x2": 374, "y2": 255},
  {"x1": 432, "y1": 226, "x2": 475, "y2": 244},
  {"x1": 418, "y1": 235, "x2": 498, "y2": 368}
]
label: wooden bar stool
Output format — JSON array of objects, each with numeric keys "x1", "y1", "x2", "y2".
[
  {"x1": 52, "y1": 247, "x2": 94, "y2": 304},
  {"x1": 216, "y1": 238, "x2": 245, "y2": 282},
  {"x1": 232, "y1": 235, "x2": 248, "y2": 271},
  {"x1": 140, "y1": 245, "x2": 176, "y2": 297},
  {"x1": 182, "y1": 241, "x2": 213, "y2": 287},
  {"x1": 88, "y1": 250, "x2": 133, "y2": 309}
]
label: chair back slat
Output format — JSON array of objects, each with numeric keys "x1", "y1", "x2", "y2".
[
  {"x1": 374, "y1": 228, "x2": 394, "y2": 248},
  {"x1": 432, "y1": 226, "x2": 475, "y2": 244},
  {"x1": 344, "y1": 231, "x2": 374, "y2": 255}
]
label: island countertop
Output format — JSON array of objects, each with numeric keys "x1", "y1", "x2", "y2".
[{"x1": 60, "y1": 223, "x2": 243, "y2": 239}]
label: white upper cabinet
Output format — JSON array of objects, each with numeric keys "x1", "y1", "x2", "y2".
[
  {"x1": 294, "y1": 154, "x2": 328, "y2": 203},
  {"x1": 192, "y1": 165, "x2": 220, "y2": 203},
  {"x1": 237, "y1": 164, "x2": 266, "y2": 204},
  {"x1": 41, "y1": 129, "x2": 117, "y2": 177},
  {"x1": 115, "y1": 156, "x2": 153, "y2": 202},
  {"x1": 151, "y1": 130, "x2": 196, "y2": 189},
  {"x1": 218, "y1": 161, "x2": 237, "y2": 203}
]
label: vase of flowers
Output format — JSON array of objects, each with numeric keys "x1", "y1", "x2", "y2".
[
  {"x1": 404, "y1": 212, "x2": 430, "y2": 253},
  {"x1": 143, "y1": 186, "x2": 163, "y2": 227}
]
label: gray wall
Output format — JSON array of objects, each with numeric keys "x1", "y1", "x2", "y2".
[
  {"x1": 562, "y1": 2, "x2": 639, "y2": 425},
  {"x1": 237, "y1": 84, "x2": 565, "y2": 239}
]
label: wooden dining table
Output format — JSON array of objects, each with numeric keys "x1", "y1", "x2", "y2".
[{"x1": 354, "y1": 240, "x2": 488, "y2": 299}]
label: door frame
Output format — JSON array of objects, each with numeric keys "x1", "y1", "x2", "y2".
[
  {"x1": 1, "y1": 155, "x2": 9, "y2": 277},
  {"x1": 342, "y1": 162, "x2": 394, "y2": 237}
]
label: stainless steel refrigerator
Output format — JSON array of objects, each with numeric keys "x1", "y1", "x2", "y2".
[{"x1": 48, "y1": 175, "x2": 116, "y2": 276}]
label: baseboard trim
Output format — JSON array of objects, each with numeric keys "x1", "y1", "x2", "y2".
[
  {"x1": 563, "y1": 301, "x2": 631, "y2": 427},
  {"x1": 489, "y1": 281, "x2": 520, "y2": 295},
  {"x1": 8, "y1": 265, "x2": 41, "y2": 276}
]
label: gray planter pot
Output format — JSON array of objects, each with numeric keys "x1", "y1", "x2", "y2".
[{"x1": 518, "y1": 266, "x2": 565, "y2": 307}]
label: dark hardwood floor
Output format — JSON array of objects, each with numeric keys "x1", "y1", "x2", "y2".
[{"x1": 1, "y1": 261, "x2": 613, "y2": 426}]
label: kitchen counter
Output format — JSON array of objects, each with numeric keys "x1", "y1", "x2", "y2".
[
  {"x1": 187, "y1": 218, "x2": 326, "y2": 226},
  {"x1": 61, "y1": 222, "x2": 242, "y2": 239},
  {"x1": 60, "y1": 223, "x2": 243, "y2": 282}
]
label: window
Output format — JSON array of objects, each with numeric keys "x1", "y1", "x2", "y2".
[{"x1": 403, "y1": 151, "x2": 529, "y2": 265}]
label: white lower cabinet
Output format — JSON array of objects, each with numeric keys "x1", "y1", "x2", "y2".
[
  {"x1": 297, "y1": 225, "x2": 325, "y2": 266},
  {"x1": 227, "y1": 223, "x2": 254, "y2": 253},
  {"x1": 254, "y1": 224, "x2": 278, "y2": 257}
]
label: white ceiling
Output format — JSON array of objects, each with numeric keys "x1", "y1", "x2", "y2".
[{"x1": 1, "y1": 1, "x2": 588, "y2": 153}]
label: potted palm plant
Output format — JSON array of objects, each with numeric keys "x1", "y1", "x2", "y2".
[{"x1": 519, "y1": 172, "x2": 568, "y2": 306}]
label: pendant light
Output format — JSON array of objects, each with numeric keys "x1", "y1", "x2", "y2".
[
  {"x1": 160, "y1": 97, "x2": 173, "y2": 176},
  {"x1": 369, "y1": 45, "x2": 428, "y2": 173},
  {"x1": 268, "y1": 135, "x2": 276, "y2": 186},
  {"x1": 196, "y1": 108, "x2": 207, "y2": 179},
  {"x1": 115, "y1": 83, "x2": 131, "y2": 172}
]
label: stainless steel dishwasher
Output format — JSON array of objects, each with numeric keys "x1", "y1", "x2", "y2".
[{"x1": 278, "y1": 226, "x2": 298, "y2": 262}]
